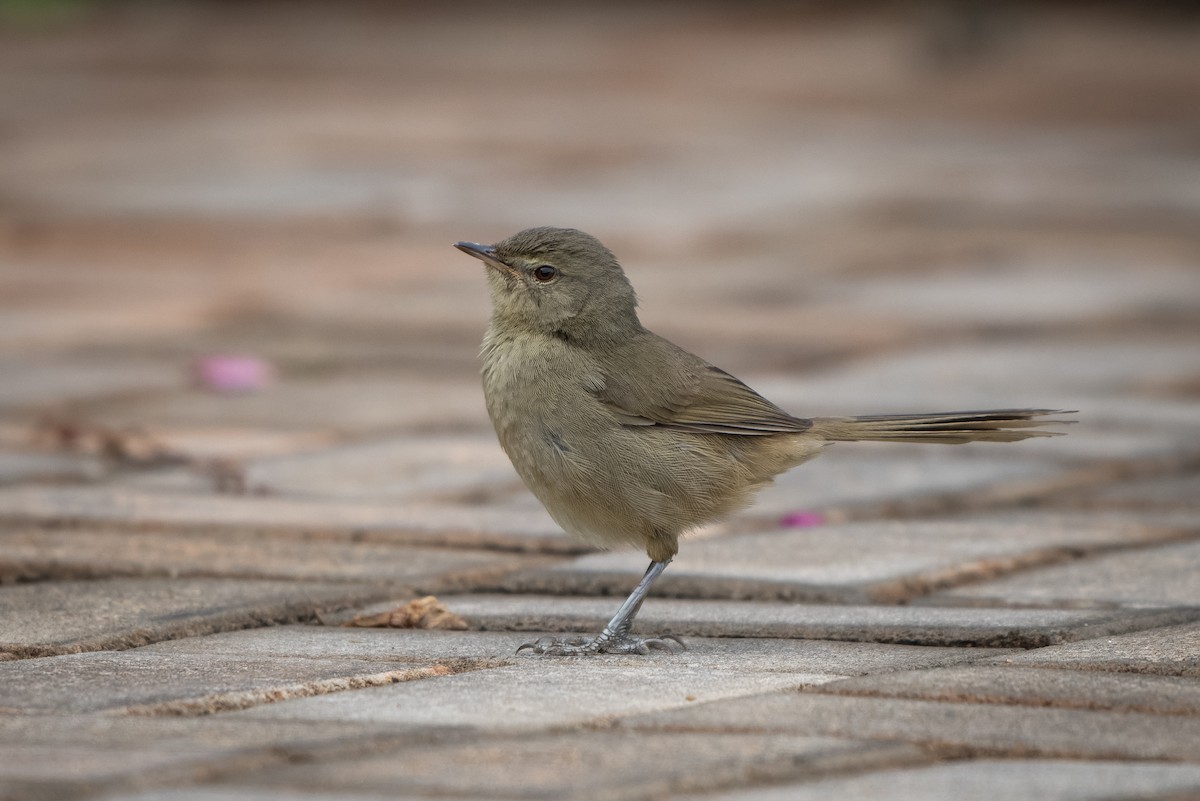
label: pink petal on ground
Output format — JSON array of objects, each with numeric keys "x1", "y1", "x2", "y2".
[
  {"x1": 194, "y1": 355, "x2": 274, "y2": 393},
  {"x1": 779, "y1": 510, "x2": 825, "y2": 528}
]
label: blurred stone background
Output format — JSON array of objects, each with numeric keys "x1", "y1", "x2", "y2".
[
  {"x1": 1, "y1": 3, "x2": 1199, "y2": 799},
  {"x1": 2, "y1": 1, "x2": 1197, "y2": 516}
]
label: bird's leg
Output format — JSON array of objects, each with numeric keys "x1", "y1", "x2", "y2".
[{"x1": 517, "y1": 559, "x2": 685, "y2": 656}]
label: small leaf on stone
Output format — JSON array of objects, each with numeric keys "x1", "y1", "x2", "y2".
[{"x1": 344, "y1": 596, "x2": 468, "y2": 630}]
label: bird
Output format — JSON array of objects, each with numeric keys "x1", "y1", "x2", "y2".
[{"x1": 454, "y1": 227, "x2": 1071, "y2": 655}]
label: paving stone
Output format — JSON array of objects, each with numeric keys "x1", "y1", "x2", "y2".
[
  {"x1": 500, "y1": 515, "x2": 1190, "y2": 603},
  {"x1": 114, "y1": 458, "x2": 518, "y2": 505},
  {"x1": 99, "y1": 790, "x2": 419, "y2": 801},
  {"x1": 0, "y1": 485, "x2": 569, "y2": 552},
  {"x1": 425, "y1": 593, "x2": 1196, "y2": 648},
  {"x1": 0, "y1": 423, "x2": 338, "y2": 487},
  {"x1": 1006, "y1": 401, "x2": 1200, "y2": 462},
  {"x1": 640, "y1": 289, "x2": 922, "y2": 373},
  {"x1": 0, "y1": 527, "x2": 556, "y2": 587},
  {"x1": 1047, "y1": 396, "x2": 1200, "y2": 433},
  {"x1": 0, "y1": 648, "x2": 465, "y2": 715},
  {"x1": 142, "y1": 625, "x2": 1016, "y2": 676},
  {"x1": 1061, "y1": 471, "x2": 1200, "y2": 512},
  {"x1": 0, "y1": 714, "x2": 416, "y2": 801},
  {"x1": 3, "y1": 5, "x2": 1194, "y2": 226},
  {"x1": 226, "y1": 627, "x2": 1017, "y2": 732},
  {"x1": 138, "y1": 426, "x2": 342, "y2": 461},
  {"x1": 229, "y1": 730, "x2": 924, "y2": 801},
  {"x1": 120, "y1": 434, "x2": 523, "y2": 502},
  {"x1": 624, "y1": 691, "x2": 1200, "y2": 761},
  {"x1": 0, "y1": 355, "x2": 184, "y2": 410},
  {"x1": 990, "y1": 621, "x2": 1200, "y2": 677},
  {"x1": 939, "y1": 540, "x2": 1200, "y2": 607},
  {"x1": 100, "y1": 791, "x2": 415, "y2": 801},
  {"x1": 89, "y1": 373, "x2": 489, "y2": 435},
  {"x1": 986, "y1": 508, "x2": 1200, "y2": 539},
  {"x1": 764, "y1": 341, "x2": 1200, "y2": 412},
  {"x1": 0, "y1": 450, "x2": 104, "y2": 485},
  {"x1": 139, "y1": 625, "x2": 535, "y2": 661},
  {"x1": 0, "y1": 259, "x2": 224, "y2": 354},
  {"x1": 815, "y1": 664, "x2": 1200, "y2": 715},
  {"x1": 833, "y1": 262, "x2": 1200, "y2": 327},
  {"x1": 0, "y1": 578, "x2": 390, "y2": 658},
  {"x1": 670, "y1": 759, "x2": 1200, "y2": 801},
  {"x1": 639, "y1": 254, "x2": 1197, "y2": 346},
  {"x1": 238, "y1": 660, "x2": 834, "y2": 731},
  {"x1": 186, "y1": 286, "x2": 487, "y2": 374},
  {"x1": 748, "y1": 445, "x2": 1068, "y2": 517},
  {"x1": 755, "y1": 450, "x2": 1200, "y2": 527}
]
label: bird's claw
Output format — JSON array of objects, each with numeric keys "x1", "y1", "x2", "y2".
[{"x1": 516, "y1": 633, "x2": 685, "y2": 656}]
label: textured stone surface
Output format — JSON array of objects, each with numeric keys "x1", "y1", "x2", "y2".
[
  {"x1": 219, "y1": 435, "x2": 518, "y2": 502},
  {"x1": 1066, "y1": 471, "x2": 1200, "y2": 511},
  {"x1": 228, "y1": 630, "x2": 1007, "y2": 732},
  {"x1": 763, "y1": 341, "x2": 1200, "y2": 418},
  {"x1": 745, "y1": 446, "x2": 1064, "y2": 516},
  {"x1": 230, "y1": 731, "x2": 923, "y2": 800},
  {"x1": 0, "y1": 527, "x2": 556, "y2": 586},
  {"x1": 97, "y1": 791, "x2": 431, "y2": 801},
  {"x1": 0, "y1": 356, "x2": 183, "y2": 410},
  {"x1": 141, "y1": 625, "x2": 1015, "y2": 675},
  {"x1": 626, "y1": 691, "x2": 1200, "y2": 761},
  {"x1": 817, "y1": 664, "x2": 1200, "y2": 715},
  {"x1": 0, "y1": 715, "x2": 408, "y2": 800},
  {"x1": 990, "y1": 621, "x2": 1200, "y2": 677},
  {"x1": 670, "y1": 760, "x2": 1200, "y2": 801},
  {"x1": 0, "y1": 578, "x2": 388, "y2": 657},
  {"x1": 0, "y1": 485, "x2": 569, "y2": 551},
  {"x1": 0, "y1": 450, "x2": 104, "y2": 485},
  {"x1": 92, "y1": 373, "x2": 490, "y2": 435},
  {"x1": 432, "y1": 593, "x2": 1196, "y2": 648},
  {"x1": 941, "y1": 540, "x2": 1200, "y2": 607},
  {"x1": 238, "y1": 661, "x2": 832, "y2": 730},
  {"x1": 0, "y1": 649, "x2": 461, "y2": 715},
  {"x1": 837, "y1": 264, "x2": 1200, "y2": 327},
  {"x1": 500, "y1": 515, "x2": 1188, "y2": 602}
]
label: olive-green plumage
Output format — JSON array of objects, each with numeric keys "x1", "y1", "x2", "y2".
[{"x1": 455, "y1": 227, "x2": 1070, "y2": 655}]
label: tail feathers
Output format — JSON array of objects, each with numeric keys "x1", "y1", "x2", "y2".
[{"x1": 812, "y1": 409, "x2": 1075, "y2": 444}]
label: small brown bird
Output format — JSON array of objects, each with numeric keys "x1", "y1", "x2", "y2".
[{"x1": 456, "y1": 227, "x2": 1070, "y2": 655}]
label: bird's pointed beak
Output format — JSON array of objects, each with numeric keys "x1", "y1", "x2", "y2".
[{"x1": 454, "y1": 241, "x2": 519, "y2": 278}]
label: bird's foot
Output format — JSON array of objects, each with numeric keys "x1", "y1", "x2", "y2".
[{"x1": 517, "y1": 632, "x2": 685, "y2": 656}]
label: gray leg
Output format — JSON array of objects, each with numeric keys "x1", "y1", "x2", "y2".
[{"x1": 517, "y1": 559, "x2": 685, "y2": 656}]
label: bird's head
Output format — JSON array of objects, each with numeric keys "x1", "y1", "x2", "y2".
[{"x1": 455, "y1": 227, "x2": 640, "y2": 343}]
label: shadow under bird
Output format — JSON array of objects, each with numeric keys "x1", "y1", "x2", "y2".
[{"x1": 455, "y1": 227, "x2": 1073, "y2": 656}]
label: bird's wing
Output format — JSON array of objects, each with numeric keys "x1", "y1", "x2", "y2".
[{"x1": 594, "y1": 335, "x2": 812, "y2": 436}]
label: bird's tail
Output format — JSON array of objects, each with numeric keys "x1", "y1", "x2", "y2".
[{"x1": 811, "y1": 409, "x2": 1074, "y2": 444}]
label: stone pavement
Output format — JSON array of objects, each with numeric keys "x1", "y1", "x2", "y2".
[{"x1": 1, "y1": 4, "x2": 1199, "y2": 800}]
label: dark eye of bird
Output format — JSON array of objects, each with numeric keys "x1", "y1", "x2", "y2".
[{"x1": 533, "y1": 265, "x2": 558, "y2": 282}]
